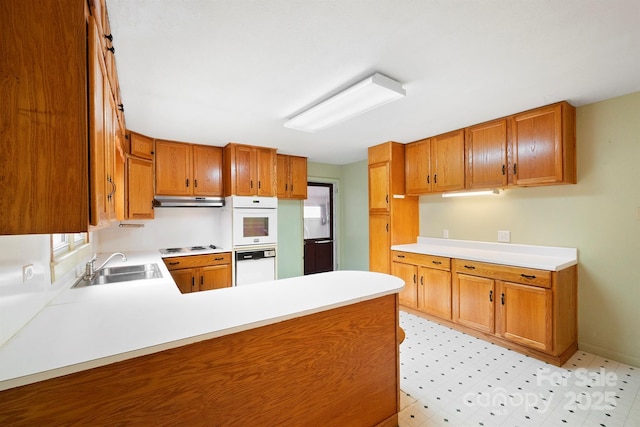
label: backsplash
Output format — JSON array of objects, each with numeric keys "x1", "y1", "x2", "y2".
[{"x1": 95, "y1": 208, "x2": 226, "y2": 253}]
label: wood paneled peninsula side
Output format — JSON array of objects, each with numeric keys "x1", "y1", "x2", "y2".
[
  {"x1": 392, "y1": 237, "x2": 578, "y2": 366},
  {"x1": 0, "y1": 260, "x2": 403, "y2": 427}
]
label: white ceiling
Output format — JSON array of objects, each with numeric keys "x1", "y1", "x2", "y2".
[{"x1": 106, "y1": 0, "x2": 640, "y2": 165}]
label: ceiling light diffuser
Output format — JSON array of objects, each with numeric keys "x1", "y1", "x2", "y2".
[{"x1": 284, "y1": 73, "x2": 406, "y2": 132}]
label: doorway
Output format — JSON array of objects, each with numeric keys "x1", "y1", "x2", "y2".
[{"x1": 304, "y1": 182, "x2": 334, "y2": 275}]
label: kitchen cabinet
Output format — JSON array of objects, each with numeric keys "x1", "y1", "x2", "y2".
[
  {"x1": 405, "y1": 129, "x2": 465, "y2": 195},
  {"x1": 276, "y1": 154, "x2": 307, "y2": 199},
  {"x1": 163, "y1": 253, "x2": 232, "y2": 293},
  {"x1": 127, "y1": 131, "x2": 154, "y2": 160},
  {"x1": 125, "y1": 155, "x2": 154, "y2": 219},
  {"x1": 155, "y1": 140, "x2": 223, "y2": 197},
  {"x1": 452, "y1": 258, "x2": 575, "y2": 361},
  {"x1": 391, "y1": 251, "x2": 452, "y2": 319},
  {"x1": 223, "y1": 143, "x2": 277, "y2": 197},
  {"x1": 1, "y1": 0, "x2": 90, "y2": 234},
  {"x1": 368, "y1": 142, "x2": 418, "y2": 274},
  {"x1": 465, "y1": 118, "x2": 508, "y2": 189},
  {"x1": 509, "y1": 101, "x2": 576, "y2": 186}
]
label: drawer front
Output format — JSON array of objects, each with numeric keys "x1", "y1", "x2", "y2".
[
  {"x1": 391, "y1": 251, "x2": 450, "y2": 271},
  {"x1": 453, "y1": 259, "x2": 551, "y2": 288},
  {"x1": 164, "y1": 253, "x2": 231, "y2": 270}
]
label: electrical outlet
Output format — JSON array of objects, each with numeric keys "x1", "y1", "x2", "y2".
[
  {"x1": 443, "y1": 229, "x2": 449, "y2": 238},
  {"x1": 23, "y1": 264, "x2": 34, "y2": 282},
  {"x1": 498, "y1": 231, "x2": 511, "y2": 243}
]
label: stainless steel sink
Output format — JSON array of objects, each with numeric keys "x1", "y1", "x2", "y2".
[{"x1": 73, "y1": 263, "x2": 162, "y2": 288}]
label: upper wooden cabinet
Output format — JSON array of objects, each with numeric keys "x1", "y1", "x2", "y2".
[
  {"x1": 277, "y1": 154, "x2": 307, "y2": 199},
  {"x1": 0, "y1": 0, "x2": 89, "y2": 234},
  {"x1": 465, "y1": 119, "x2": 508, "y2": 189},
  {"x1": 223, "y1": 143, "x2": 277, "y2": 197},
  {"x1": 126, "y1": 155, "x2": 154, "y2": 220},
  {"x1": 509, "y1": 101, "x2": 576, "y2": 186},
  {"x1": 127, "y1": 131, "x2": 154, "y2": 160},
  {"x1": 405, "y1": 130, "x2": 465, "y2": 195},
  {"x1": 155, "y1": 140, "x2": 223, "y2": 197}
]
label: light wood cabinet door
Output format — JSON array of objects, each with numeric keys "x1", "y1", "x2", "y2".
[
  {"x1": 256, "y1": 147, "x2": 276, "y2": 196},
  {"x1": 368, "y1": 162, "x2": 390, "y2": 212},
  {"x1": 496, "y1": 281, "x2": 553, "y2": 352},
  {"x1": 454, "y1": 273, "x2": 495, "y2": 334},
  {"x1": 200, "y1": 264, "x2": 232, "y2": 291},
  {"x1": 466, "y1": 119, "x2": 508, "y2": 189},
  {"x1": 369, "y1": 214, "x2": 390, "y2": 273},
  {"x1": 276, "y1": 154, "x2": 307, "y2": 199},
  {"x1": 418, "y1": 267, "x2": 452, "y2": 319},
  {"x1": 509, "y1": 102, "x2": 576, "y2": 186},
  {"x1": 392, "y1": 262, "x2": 418, "y2": 307},
  {"x1": 155, "y1": 140, "x2": 191, "y2": 196},
  {"x1": 126, "y1": 156, "x2": 154, "y2": 219},
  {"x1": 432, "y1": 129, "x2": 465, "y2": 192},
  {"x1": 129, "y1": 131, "x2": 154, "y2": 160},
  {"x1": 170, "y1": 268, "x2": 197, "y2": 294},
  {"x1": 405, "y1": 138, "x2": 431, "y2": 195},
  {"x1": 233, "y1": 145, "x2": 256, "y2": 196},
  {"x1": 192, "y1": 145, "x2": 223, "y2": 196}
]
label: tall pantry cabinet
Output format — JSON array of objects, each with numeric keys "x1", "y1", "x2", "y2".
[{"x1": 368, "y1": 142, "x2": 418, "y2": 274}]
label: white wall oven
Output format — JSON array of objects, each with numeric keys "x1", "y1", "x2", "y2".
[{"x1": 231, "y1": 196, "x2": 278, "y2": 247}]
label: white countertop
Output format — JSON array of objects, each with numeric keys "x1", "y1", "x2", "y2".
[
  {"x1": 392, "y1": 237, "x2": 577, "y2": 271},
  {"x1": 0, "y1": 252, "x2": 403, "y2": 391}
]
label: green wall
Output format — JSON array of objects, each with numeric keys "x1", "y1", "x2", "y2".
[
  {"x1": 418, "y1": 92, "x2": 640, "y2": 366},
  {"x1": 277, "y1": 160, "x2": 370, "y2": 277}
]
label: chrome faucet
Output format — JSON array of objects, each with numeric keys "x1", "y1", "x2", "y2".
[{"x1": 84, "y1": 252, "x2": 127, "y2": 280}]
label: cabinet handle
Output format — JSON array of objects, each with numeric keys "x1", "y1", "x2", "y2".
[
  {"x1": 420, "y1": 276, "x2": 424, "y2": 285},
  {"x1": 501, "y1": 293, "x2": 505, "y2": 305},
  {"x1": 397, "y1": 255, "x2": 405, "y2": 258},
  {"x1": 427, "y1": 175, "x2": 430, "y2": 184},
  {"x1": 258, "y1": 180, "x2": 262, "y2": 189},
  {"x1": 104, "y1": 34, "x2": 113, "y2": 42},
  {"x1": 168, "y1": 261, "x2": 180, "y2": 266},
  {"x1": 513, "y1": 164, "x2": 517, "y2": 175},
  {"x1": 106, "y1": 46, "x2": 115, "y2": 54},
  {"x1": 502, "y1": 164, "x2": 506, "y2": 175},
  {"x1": 194, "y1": 179, "x2": 198, "y2": 188},
  {"x1": 386, "y1": 223, "x2": 389, "y2": 232},
  {"x1": 489, "y1": 290, "x2": 493, "y2": 302},
  {"x1": 200, "y1": 276, "x2": 204, "y2": 285},
  {"x1": 413, "y1": 274, "x2": 416, "y2": 284},
  {"x1": 434, "y1": 174, "x2": 437, "y2": 184},
  {"x1": 464, "y1": 265, "x2": 475, "y2": 270},
  {"x1": 386, "y1": 194, "x2": 389, "y2": 204},
  {"x1": 285, "y1": 183, "x2": 288, "y2": 191},
  {"x1": 521, "y1": 274, "x2": 537, "y2": 279},
  {"x1": 432, "y1": 261, "x2": 442, "y2": 265},
  {"x1": 186, "y1": 178, "x2": 189, "y2": 188},
  {"x1": 191, "y1": 277, "x2": 195, "y2": 289},
  {"x1": 250, "y1": 180, "x2": 253, "y2": 189},
  {"x1": 118, "y1": 103, "x2": 124, "y2": 112},
  {"x1": 214, "y1": 257, "x2": 224, "y2": 261}
]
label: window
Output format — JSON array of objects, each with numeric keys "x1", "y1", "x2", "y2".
[{"x1": 50, "y1": 232, "x2": 91, "y2": 283}]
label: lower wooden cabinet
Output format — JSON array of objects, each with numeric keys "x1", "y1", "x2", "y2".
[
  {"x1": 391, "y1": 251, "x2": 452, "y2": 319},
  {"x1": 163, "y1": 253, "x2": 232, "y2": 293},
  {"x1": 392, "y1": 251, "x2": 577, "y2": 365}
]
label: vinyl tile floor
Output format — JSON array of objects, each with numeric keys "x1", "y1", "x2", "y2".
[{"x1": 398, "y1": 311, "x2": 640, "y2": 427}]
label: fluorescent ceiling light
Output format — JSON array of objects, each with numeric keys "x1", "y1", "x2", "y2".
[
  {"x1": 284, "y1": 73, "x2": 406, "y2": 132},
  {"x1": 442, "y1": 189, "x2": 502, "y2": 198}
]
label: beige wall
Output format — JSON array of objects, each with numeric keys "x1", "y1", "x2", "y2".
[{"x1": 419, "y1": 92, "x2": 640, "y2": 366}]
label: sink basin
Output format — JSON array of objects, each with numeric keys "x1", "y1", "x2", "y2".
[{"x1": 73, "y1": 263, "x2": 162, "y2": 288}]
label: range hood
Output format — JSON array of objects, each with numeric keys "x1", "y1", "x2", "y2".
[{"x1": 153, "y1": 196, "x2": 225, "y2": 208}]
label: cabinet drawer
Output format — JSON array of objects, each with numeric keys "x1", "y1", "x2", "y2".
[
  {"x1": 453, "y1": 259, "x2": 551, "y2": 288},
  {"x1": 391, "y1": 251, "x2": 450, "y2": 271},
  {"x1": 164, "y1": 253, "x2": 231, "y2": 270}
]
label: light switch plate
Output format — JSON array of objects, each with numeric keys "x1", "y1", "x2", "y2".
[{"x1": 498, "y1": 231, "x2": 511, "y2": 243}]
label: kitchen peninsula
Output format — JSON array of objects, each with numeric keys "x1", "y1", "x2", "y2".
[{"x1": 0, "y1": 254, "x2": 403, "y2": 427}]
